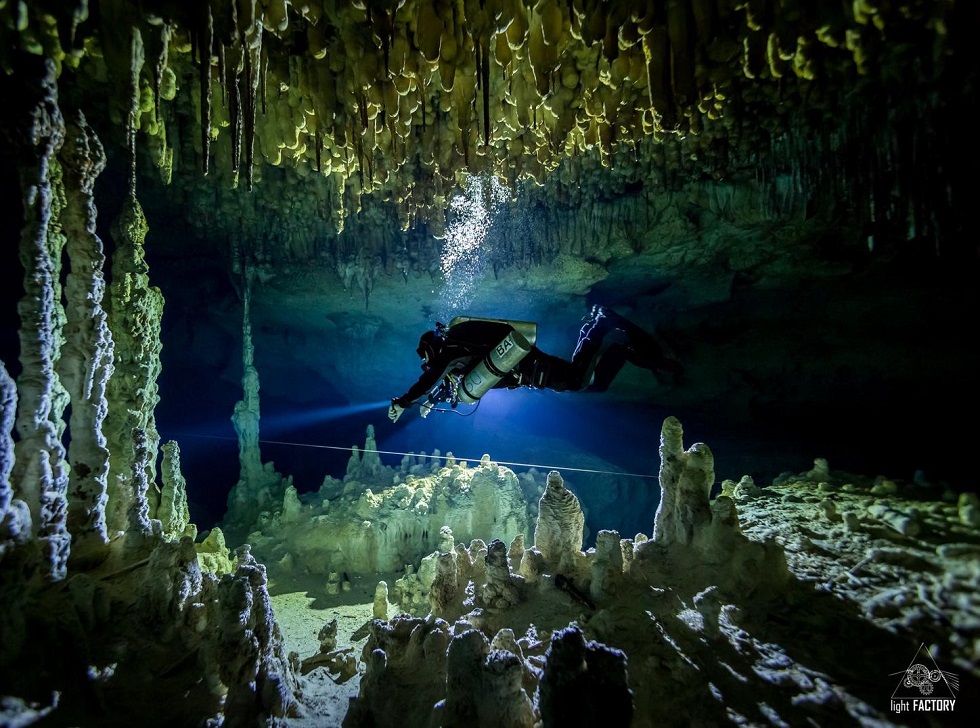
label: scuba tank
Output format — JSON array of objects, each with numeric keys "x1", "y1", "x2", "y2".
[
  {"x1": 448, "y1": 316, "x2": 537, "y2": 347},
  {"x1": 455, "y1": 325, "x2": 534, "y2": 404}
]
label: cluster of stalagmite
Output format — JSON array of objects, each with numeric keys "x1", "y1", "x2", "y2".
[
  {"x1": 337, "y1": 428, "x2": 803, "y2": 725},
  {"x1": 239, "y1": 430, "x2": 535, "y2": 577},
  {"x1": 0, "y1": 57, "x2": 296, "y2": 726}
]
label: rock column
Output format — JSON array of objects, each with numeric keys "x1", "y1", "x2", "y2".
[
  {"x1": 5, "y1": 56, "x2": 71, "y2": 581},
  {"x1": 226, "y1": 269, "x2": 284, "y2": 530},
  {"x1": 57, "y1": 111, "x2": 114, "y2": 559},
  {"x1": 104, "y1": 193, "x2": 164, "y2": 535}
]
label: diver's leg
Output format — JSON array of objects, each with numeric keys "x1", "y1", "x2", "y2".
[
  {"x1": 586, "y1": 345, "x2": 628, "y2": 392},
  {"x1": 570, "y1": 306, "x2": 624, "y2": 386},
  {"x1": 516, "y1": 351, "x2": 581, "y2": 391},
  {"x1": 593, "y1": 307, "x2": 684, "y2": 382}
]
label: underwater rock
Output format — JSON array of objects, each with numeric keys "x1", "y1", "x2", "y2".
[
  {"x1": 214, "y1": 546, "x2": 298, "y2": 722},
  {"x1": 653, "y1": 415, "x2": 715, "y2": 546},
  {"x1": 533, "y1": 471, "x2": 585, "y2": 576},
  {"x1": 430, "y1": 551, "x2": 461, "y2": 620},
  {"x1": 195, "y1": 526, "x2": 235, "y2": 577},
  {"x1": 243, "y1": 438, "x2": 532, "y2": 577},
  {"x1": 373, "y1": 581, "x2": 389, "y2": 620},
  {"x1": 482, "y1": 539, "x2": 521, "y2": 610},
  {"x1": 159, "y1": 441, "x2": 193, "y2": 542},
  {"x1": 344, "y1": 614, "x2": 451, "y2": 727},
  {"x1": 536, "y1": 625, "x2": 633, "y2": 728}
]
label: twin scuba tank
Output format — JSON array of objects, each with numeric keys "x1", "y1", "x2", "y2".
[{"x1": 447, "y1": 317, "x2": 537, "y2": 404}]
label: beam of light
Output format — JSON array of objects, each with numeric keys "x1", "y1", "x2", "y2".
[
  {"x1": 260, "y1": 400, "x2": 391, "y2": 432},
  {"x1": 164, "y1": 401, "x2": 391, "y2": 438}
]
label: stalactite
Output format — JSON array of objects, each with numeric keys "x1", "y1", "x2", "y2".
[
  {"x1": 57, "y1": 111, "x2": 114, "y2": 561},
  {"x1": 104, "y1": 194, "x2": 164, "y2": 536},
  {"x1": 193, "y1": 13, "x2": 212, "y2": 176},
  {"x1": 5, "y1": 55, "x2": 71, "y2": 582},
  {"x1": 226, "y1": 42, "x2": 243, "y2": 187},
  {"x1": 481, "y1": 35, "x2": 491, "y2": 149},
  {"x1": 242, "y1": 28, "x2": 262, "y2": 192},
  {"x1": 146, "y1": 21, "x2": 171, "y2": 123}
]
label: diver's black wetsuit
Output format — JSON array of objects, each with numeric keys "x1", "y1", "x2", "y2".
[{"x1": 392, "y1": 307, "x2": 682, "y2": 409}]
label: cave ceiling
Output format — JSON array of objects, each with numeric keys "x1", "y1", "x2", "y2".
[{"x1": 3, "y1": 1, "x2": 971, "y2": 253}]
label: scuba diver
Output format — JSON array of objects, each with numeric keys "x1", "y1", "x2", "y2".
[{"x1": 388, "y1": 305, "x2": 683, "y2": 422}]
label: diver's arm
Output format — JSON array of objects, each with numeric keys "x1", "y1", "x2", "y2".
[{"x1": 393, "y1": 362, "x2": 450, "y2": 407}]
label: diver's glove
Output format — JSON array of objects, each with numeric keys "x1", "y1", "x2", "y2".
[
  {"x1": 388, "y1": 399, "x2": 405, "y2": 423},
  {"x1": 419, "y1": 401, "x2": 433, "y2": 418}
]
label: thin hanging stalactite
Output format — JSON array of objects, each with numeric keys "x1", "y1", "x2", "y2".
[
  {"x1": 226, "y1": 42, "x2": 243, "y2": 186},
  {"x1": 195, "y1": 5, "x2": 214, "y2": 176},
  {"x1": 243, "y1": 31, "x2": 261, "y2": 193}
]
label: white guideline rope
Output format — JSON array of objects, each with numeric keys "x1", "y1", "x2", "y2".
[{"x1": 173, "y1": 433, "x2": 659, "y2": 480}]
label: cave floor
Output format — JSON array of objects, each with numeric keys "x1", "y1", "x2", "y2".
[{"x1": 265, "y1": 469, "x2": 979, "y2": 727}]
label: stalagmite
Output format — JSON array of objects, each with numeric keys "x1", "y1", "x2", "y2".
[
  {"x1": 6, "y1": 56, "x2": 71, "y2": 582},
  {"x1": 216, "y1": 546, "x2": 298, "y2": 722},
  {"x1": 589, "y1": 529, "x2": 623, "y2": 600},
  {"x1": 430, "y1": 551, "x2": 459, "y2": 619},
  {"x1": 482, "y1": 538, "x2": 520, "y2": 609},
  {"x1": 536, "y1": 625, "x2": 633, "y2": 727},
  {"x1": 532, "y1": 470, "x2": 584, "y2": 574},
  {"x1": 233, "y1": 273, "x2": 262, "y2": 489},
  {"x1": 0, "y1": 361, "x2": 32, "y2": 559},
  {"x1": 125, "y1": 427, "x2": 155, "y2": 555},
  {"x1": 652, "y1": 415, "x2": 714, "y2": 546},
  {"x1": 57, "y1": 111, "x2": 114, "y2": 561},
  {"x1": 104, "y1": 193, "x2": 164, "y2": 536},
  {"x1": 225, "y1": 269, "x2": 286, "y2": 536},
  {"x1": 159, "y1": 441, "x2": 192, "y2": 541},
  {"x1": 443, "y1": 628, "x2": 535, "y2": 728},
  {"x1": 373, "y1": 580, "x2": 389, "y2": 620}
]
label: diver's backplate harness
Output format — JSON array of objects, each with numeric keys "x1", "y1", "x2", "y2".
[{"x1": 417, "y1": 317, "x2": 536, "y2": 417}]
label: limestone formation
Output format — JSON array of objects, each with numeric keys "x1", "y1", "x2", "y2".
[
  {"x1": 159, "y1": 441, "x2": 192, "y2": 542},
  {"x1": 104, "y1": 193, "x2": 164, "y2": 536},
  {"x1": 537, "y1": 625, "x2": 633, "y2": 728},
  {"x1": 243, "y1": 433, "x2": 532, "y2": 577},
  {"x1": 430, "y1": 551, "x2": 460, "y2": 621},
  {"x1": 590, "y1": 529, "x2": 624, "y2": 601},
  {"x1": 124, "y1": 427, "x2": 155, "y2": 556},
  {"x1": 533, "y1": 471, "x2": 585, "y2": 576},
  {"x1": 442, "y1": 628, "x2": 535, "y2": 728},
  {"x1": 225, "y1": 271, "x2": 288, "y2": 535},
  {"x1": 215, "y1": 546, "x2": 298, "y2": 722},
  {"x1": 0, "y1": 361, "x2": 31, "y2": 559},
  {"x1": 6, "y1": 56, "x2": 71, "y2": 581},
  {"x1": 373, "y1": 581, "x2": 389, "y2": 621},
  {"x1": 344, "y1": 615, "x2": 452, "y2": 727},
  {"x1": 653, "y1": 415, "x2": 714, "y2": 547},
  {"x1": 195, "y1": 526, "x2": 235, "y2": 577},
  {"x1": 57, "y1": 111, "x2": 114, "y2": 560},
  {"x1": 481, "y1": 539, "x2": 521, "y2": 610}
]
